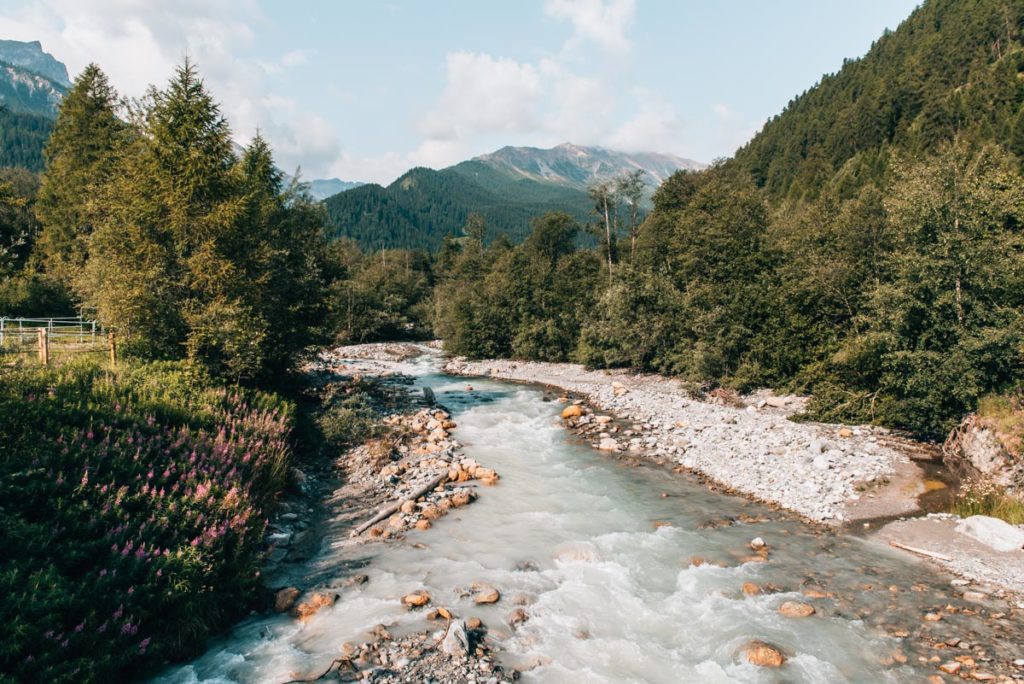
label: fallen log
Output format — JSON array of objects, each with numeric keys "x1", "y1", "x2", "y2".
[
  {"x1": 352, "y1": 472, "x2": 448, "y2": 536},
  {"x1": 888, "y1": 540, "x2": 953, "y2": 562}
]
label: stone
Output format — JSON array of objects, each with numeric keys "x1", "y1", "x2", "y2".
[
  {"x1": 778, "y1": 600, "x2": 815, "y2": 618},
  {"x1": 765, "y1": 396, "x2": 789, "y2": 408},
  {"x1": 291, "y1": 592, "x2": 338, "y2": 621},
  {"x1": 962, "y1": 590, "x2": 988, "y2": 602},
  {"x1": 596, "y1": 415, "x2": 613, "y2": 424},
  {"x1": 441, "y1": 620, "x2": 469, "y2": 658},
  {"x1": 598, "y1": 438, "x2": 619, "y2": 451},
  {"x1": 939, "y1": 661, "x2": 962, "y2": 674},
  {"x1": 402, "y1": 591, "x2": 431, "y2": 608},
  {"x1": 420, "y1": 505, "x2": 443, "y2": 520},
  {"x1": 924, "y1": 612, "x2": 943, "y2": 622},
  {"x1": 274, "y1": 587, "x2": 301, "y2": 613},
  {"x1": 437, "y1": 606, "x2": 453, "y2": 620},
  {"x1": 749, "y1": 537, "x2": 767, "y2": 551},
  {"x1": 467, "y1": 617, "x2": 483, "y2": 630},
  {"x1": 742, "y1": 582, "x2": 761, "y2": 596},
  {"x1": 838, "y1": 427, "x2": 854, "y2": 438},
  {"x1": 451, "y1": 491, "x2": 473, "y2": 507},
  {"x1": 742, "y1": 640, "x2": 786, "y2": 668},
  {"x1": 473, "y1": 584, "x2": 500, "y2": 604},
  {"x1": 508, "y1": 608, "x2": 529, "y2": 627},
  {"x1": 400, "y1": 499, "x2": 417, "y2": 514},
  {"x1": 955, "y1": 515, "x2": 1024, "y2": 553},
  {"x1": 561, "y1": 405, "x2": 584, "y2": 419},
  {"x1": 415, "y1": 519, "x2": 432, "y2": 531}
]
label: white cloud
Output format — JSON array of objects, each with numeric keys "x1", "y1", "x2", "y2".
[
  {"x1": 280, "y1": 49, "x2": 308, "y2": 68},
  {"x1": 0, "y1": 0, "x2": 339, "y2": 175},
  {"x1": 420, "y1": 52, "x2": 541, "y2": 140},
  {"x1": 543, "y1": 0, "x2": 635, "y2": 55},
  {"x1": 607, "y1": 90, "x2": 685, "y2": 152}
]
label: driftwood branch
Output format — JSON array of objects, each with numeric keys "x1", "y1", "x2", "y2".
[
  {"x1": 352, "y1": 472, "x2": 448, "y2": 536},
  {"x1": 889, "y1": 540, "x2": 953, "y2": 562},
  {"x1": 279, "y1": 657, "x2": 353, "y2": 683}
]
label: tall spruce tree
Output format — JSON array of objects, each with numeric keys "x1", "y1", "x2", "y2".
[{"x1": 35, "y1": 64, "x2": 122, "y2": 287}]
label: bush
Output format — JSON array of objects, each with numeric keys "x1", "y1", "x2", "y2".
[{"x1": 0, "y1": 359, "x2": 293, "y2": 681}]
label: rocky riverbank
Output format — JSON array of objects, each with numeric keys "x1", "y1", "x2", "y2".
[
  {"x1": 254, "y1": 344, "x2": 515, "y2": 683},
  {"x1": 443, "y1": 356, "x2": 918, "y2": 525},
  {"x1": 443, "y1": 355, "x2": 1024, "y2": 600}
]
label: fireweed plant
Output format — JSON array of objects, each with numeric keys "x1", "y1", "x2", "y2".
[{"x1": 0, "y1": 359, "x2": 294, "y2": 682}]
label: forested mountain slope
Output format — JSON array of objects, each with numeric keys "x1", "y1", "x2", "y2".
[{"x1": 734, "y1": 0, "x2": 1024, "y2": 200}]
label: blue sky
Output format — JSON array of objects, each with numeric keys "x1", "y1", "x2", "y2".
[{"x1": 0, "y1": 1, "x2": 920, "y2": 183}]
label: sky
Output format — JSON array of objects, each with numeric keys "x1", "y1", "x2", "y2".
[{"x1": 0, "y1": 0, "x2": 921, "y2": 185}]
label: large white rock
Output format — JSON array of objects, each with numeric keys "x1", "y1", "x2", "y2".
[{"x1": 956, "y1": 515, "x2": 1024, "y2": 553}]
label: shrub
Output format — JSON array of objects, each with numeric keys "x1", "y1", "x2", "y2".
[{"x1": 0, "y1": 359, "x2": 293, "y2": 681}]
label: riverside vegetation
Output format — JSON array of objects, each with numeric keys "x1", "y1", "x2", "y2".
[{"x1": 2, "y1": 0, "x2": 1024, "y2": 679}]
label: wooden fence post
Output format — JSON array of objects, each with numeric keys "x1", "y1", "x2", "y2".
[
  {"x1": 108, "y1": 331, "x2": 117, "y2": 367},
  {"x1": 38, "y1": 328, "x2": 49, "y2": 365}
]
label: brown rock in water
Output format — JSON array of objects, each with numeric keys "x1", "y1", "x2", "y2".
[
  {"x1": 415, "y1": 519, "x2": 432, "y2": 531},
  {"x1": 561, "y1": 405, "x2": 584, "y2": 419},
  {"x1": 778, "y1": 601, "x2": 815, "y2": 618},
  {"x1": 802, "y1": 587, "x2": 830, "y2": 599},
  {"x1": 508, "y1": 608, "x2": 529, "y2": 627},
  {"x1": 938, "y1": 661, "x2": 961, "y2": 674},
  {"x1": 742, "y1": 582, "x2": 762, "y2": 596},
  {"x1": 480, "y1": 475, "x2": 499, "y2": 486},
  {"x1": 421, "y1": 505, "x2": 443, "y2": 520},
  {"x1": 292, "y1": 592, "x2": 338, "y2": 621},
  {"x1": 402, "y1": 591, "x2": 431, "y2": 608},
  {"x1": 742, "y1": 641, "x2": 787, "y2": 668},
  {"x1": 442, "y1": 420, "x2": 457, "y2": 429},
  {"x1": 924, "y1": 612, "x2": 943, "y2": 622},
  {"x1": 437, "y1": 606, "x2": 453, "y2": 620},
  {"x1": 473, "y1": 584, "x2": 501, "y2": 604},
  {"x1": 274, "y1": 587, "x2": 301, "y2": 612},
  {"x1": 467, "y1": 617, "x2": 483, "y2": 630},
  {"x1": 451, "y1": 491, "x2": 473, "y2": 507},
  {"x1": 400, "y1": 500, "x2": 417, "y2": 514}
]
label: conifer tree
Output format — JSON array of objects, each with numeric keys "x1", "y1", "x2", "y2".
[{"x1": 35, "y1": 64, "x2": 121, "y2": 287}]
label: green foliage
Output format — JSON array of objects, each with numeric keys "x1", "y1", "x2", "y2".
[
  {"x1": 37, "y1": 62, "x2": 328, "y2": 381},
  {"x1": 323, "y1": 162, "x2": 593, "y2": 251},
  {"x1": 0, "y1": 107, "x2": 52, "y2": 171},
  {"x1": 0, "y1": 359, "x2": 293, "y2": 681},
  {"x1": 326, "y1": 240, "x2": 433, "y2": 343},
  {"x1": 951, "y1": 480, "x2": 1024, "y2": 524},
  {"x1": 35, "y1": 64, "x2": 122, "y2": 286},
  {"x1": 734, "y1": 0, "x2": 1024, "y2": 201}
]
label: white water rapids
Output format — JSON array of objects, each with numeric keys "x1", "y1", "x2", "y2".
[{"x1": 157, "y1": 355, "x2": 996, "y2": 683}]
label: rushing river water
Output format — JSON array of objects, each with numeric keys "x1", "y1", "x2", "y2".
[{"x1": 159, "y1": 355, "x2": 1017, "y2": 683}]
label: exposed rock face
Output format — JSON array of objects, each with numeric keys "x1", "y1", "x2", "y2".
[{"x1": 944, "y1": 415, "x2": 1024, "y2": 496}]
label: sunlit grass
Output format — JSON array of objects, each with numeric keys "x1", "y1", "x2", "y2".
[{"x1": 951, "y1": 480, "x2": 1024, "y2": 525}]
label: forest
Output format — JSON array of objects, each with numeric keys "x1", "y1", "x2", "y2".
[{"x1": 3, "y1": 0, "x2": 1024, "y2": 678}]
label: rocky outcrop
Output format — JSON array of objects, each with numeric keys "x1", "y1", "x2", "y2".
[{"x1": 944, "y1": 415, "x2": 1024, "y2": 497}]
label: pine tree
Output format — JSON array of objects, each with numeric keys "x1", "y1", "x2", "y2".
[{"x1": 35, "y1": 64, "x2": 122, "y2": 287}]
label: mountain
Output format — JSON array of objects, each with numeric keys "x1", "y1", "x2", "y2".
[
  {"x1": 470, "y1": 143, "x2": 702, "y2": 193},
  {"x1": 0, "y1": 40, "x2": 70, "y2": 87},
  {"x1": 308, "y1": 178, "x2": 364, "y2": 200},
  {"x1": 0, "y1": 41, "x2": 69, "y2": 172},
  {"x1": 732, "y1": 0, "x2": 1024, "y2": 201},
  {"x1": 323, "y1": 143, "x2": 701, "y2": 251}
]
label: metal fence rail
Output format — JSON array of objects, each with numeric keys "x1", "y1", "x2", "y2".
[{"x1": 0, "y1": 316, "x2": 114, "y2": 366}]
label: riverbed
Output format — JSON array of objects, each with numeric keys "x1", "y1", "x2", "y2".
[{"x1": 157, "y1": 350, "x2": 1022, "y2": 683}]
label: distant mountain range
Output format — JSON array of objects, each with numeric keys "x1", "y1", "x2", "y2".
[
  {"x1": 307, "y1": 178, "x2": 364, "y2": 200},
  {"x1": 473, "y1": 143, "x2": 702, "y2": 193},
  {"x1": 323, "y1": 144, "x2": 703, "y2": 251}
]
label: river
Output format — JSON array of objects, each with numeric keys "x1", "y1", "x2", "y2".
[{"x1": 158, "y1": 353, "x2": 1017, "y2": 683}]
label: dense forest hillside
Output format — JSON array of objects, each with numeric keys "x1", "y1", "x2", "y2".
[
  {"x1": 323, "y1": 163, "x2": 593, "y2": 250},
  {"x1": 734, "y1": 0, "x2": 1024, "y2": 200},
  {"x1": 322, "y1": 143, "x2": 699, "y2": 251},
  {"x1": 432, "y1": 0, "x2": 1024, "y2": 439}
]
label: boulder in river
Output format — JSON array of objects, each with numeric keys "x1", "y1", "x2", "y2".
[
  {"x1": 274, "y1": 587, "x2": 300, "y2": 613},
  {"x1": 778, "y1": 600, "x2": 815, "y2": 618},
  {"x1": 402, "y1": 591, "x2": 431, "y2": 608},
  {"x1": 291, "y1": 591, "x2": 338, "y2": 621},
  {"x1": 955, "y1": 515, "x2": 1024, "y2": 553},
  {"x1": 472, "y1": 583, "x2": 501, "y2": 604},
  {"x1": 742, "y1": 640, "x2": 787, "y2": 667},
  {"x1": 561, "y1": 405, "x2": 584, "y2": 419}
]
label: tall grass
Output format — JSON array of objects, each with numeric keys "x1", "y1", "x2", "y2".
[{"x1": 0, "y1": 359, "x2": 293, "y2": 681}]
